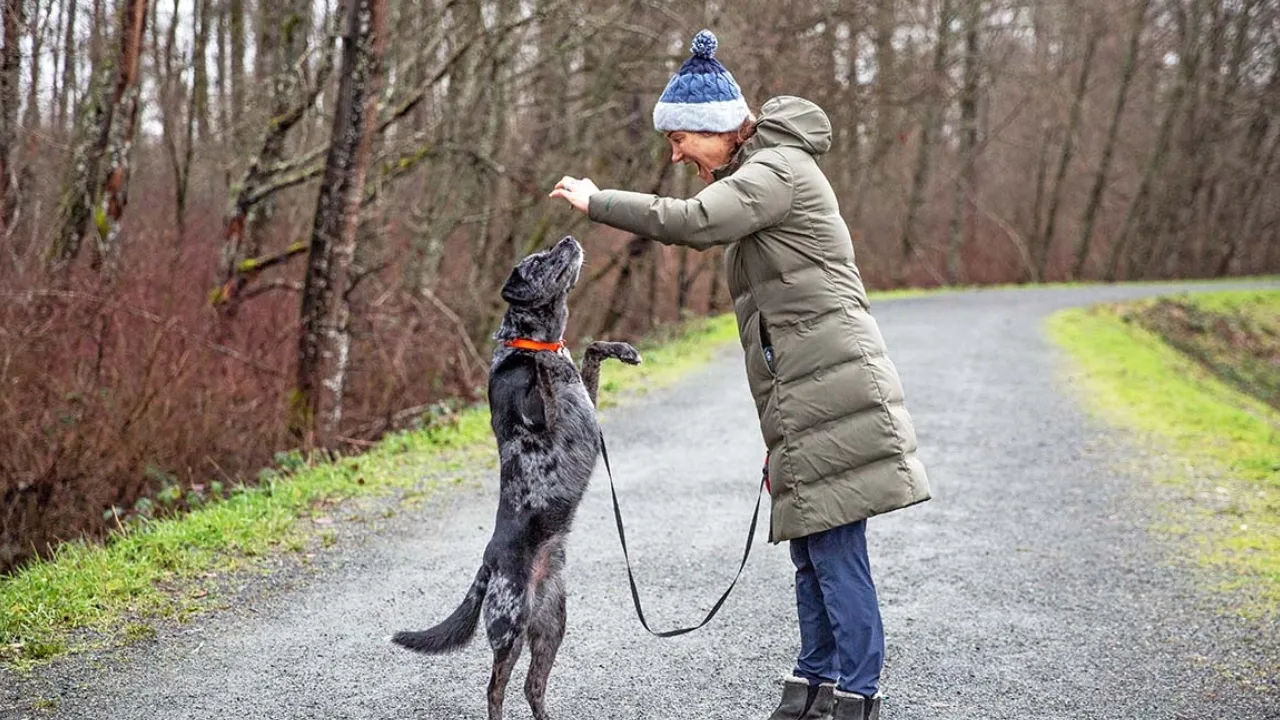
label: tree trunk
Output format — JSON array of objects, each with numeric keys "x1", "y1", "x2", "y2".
[
  {"x1": 1074, "y1": 0, "x2": 1148, "y2": 280},
  {"x1": 1202, "y1": 0, "x2": 1261, "y2": 276},
  {"x1": 1180, "y1": 0, "x2": 1233, "y2": 276},
  {"x1": 215, "y1": 6, "x2": 335, "y2": 316},
  {"x1": 57, "y1": 0, "x2": 77, "y2": 131},
  {"x1": 1027, "y1": 122, "x2": 1053, "y2": 280},
  {"x1": 1124, "y1": 1, "x2": 1204, "y2": 280},
  {"x1": 0, "y1": 0, "x2": 23, "y2": 241},
  {"x1": 1142, "y1": 0, "x2": 1215, "y2": 279},
  {"x1": 676, "y1": 246, "x2": 691, "y2": 315},
  {"x1": 868, "y1": 0, "x2": 898, "y2": 173},
  {"x1": 707, "y1": 247, "x2": 724, "y2": 313},
  {"x1": 898, "y1": 0, "x2": 953, "y2": 273},
  {"x1": 154, "y1": 0, "x2": 184, "y2": 236},
  {"x1": 1216, "y1": 55, "x2": 1280, "y2": 276},
  {"x1": 191, "y1": 0, "x2": 211, "y2": 146},
  {"x1": 1218, "y1": 131, "x2": 1280, "y2": 276},
  {"x1": 946, "y1": 0, "x2": 979, "y2": 286},
  {"x1": 647, "y1": 240, "x2": 661, "y2": 330},
  {"x1": 176, "y1": 0, "x2": 204, "y2": 241},
  {"x1": 215, "y1": 0, "x2": 228, "y2": 143},
  {"x1": 1232, "y1": 130, "x2": 1280, "y2": 275},
  {"x1": 293, "y1": 0, "x2": 387, "y2": 447},
  {"x1": 597, "y1": 161, "x2": 673, "y2": 336},
  {"x1": 245, "y1": 0, "x2": 311, "y2": 258},
  {"x1": 13, "y1": 0, "x2": 47, "y2": 256},
  {"x1": 92, "y1": 0, "x2": 150, "y2": 280},
  {"x1": 1035, "y1": 13, "x2": 1102, "y2": 282},
  {"x1": 88, "y1": 0, "x2": 103, "y2": 65},
  {"x1": 228, "y1": 0, "x2": 246, "y2": 154},
  {"x1": 48, "y1": 21, "x2": 115, "y2": 277},
  {"x1": 1106, "y1": 7, "x2": 1196, "y2": 283},
  {"x1": 598, "y1": 237, "x2": 649, "y2": 338}
]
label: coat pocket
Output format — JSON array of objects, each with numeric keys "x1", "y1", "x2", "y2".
[
  {"x1": 742, "y1": 313, "x2": 774, "y2": 408},
  {"x1": 758, "y1": 314, "x2": 777, "y2": 377}
]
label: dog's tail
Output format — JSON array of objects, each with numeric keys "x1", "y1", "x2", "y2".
[{"x1": 391, "y1": 564, "x2": 491, "y2": 654}]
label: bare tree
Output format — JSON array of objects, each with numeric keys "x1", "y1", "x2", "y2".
[
  {"x1": 1033, "y1": 8, "x2": 1103, "y2": 282},
  {"x1": 946, "y1": 0, "x2": 981, "y2": 285},
  {"x1": 1215, "y1": 40, "x2": 1280, "y2": 275},
  {"x1": 152, "y1": 0, "x2": 193, "y2": 237},
  {"x1": 293, "y1": 0, "x2": 388, "y2": 446},
  {"x1": 1074, "y1": 0, "x2": 1150, "y2": 279},
  {"x1": 899, "y1": 0, "x2": 954, "y2": 273},
  {"x1": 215, "y1": 0, "x2": 320, "y2": 314},
  {"x1": 47, "y1": 5, "x2": 115, "y2": 276},
  {"x1": 56, "y1": 0, "x2": 77, "y2": 130},
  {"x1": 1109, "y1": 0, "x2": 1201, "y2": 281},
  {"x1": 92, "y1": 0, "x2": 150, "y2": 280},
  {"x1": 868, "y1": 0, "x2": 899, "y2": 175},
  {"x1": 228, "y1": 0, "x2": 247, "y2": 153},
  {"x1": 0, "y1": 0, "x2": 22, "y2": 242}
]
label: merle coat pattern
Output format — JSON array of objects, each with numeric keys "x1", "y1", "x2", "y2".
[{"x1": 392, "y1": 236, "x2": 640, "y2": 720}]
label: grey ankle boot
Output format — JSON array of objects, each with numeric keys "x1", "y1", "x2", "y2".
[
  {"x1": 767, "y1": 676, "x2": 836, "y2": 720},
  {"x1": 831, "y1": 689, "x2": 882, "y2": 720}
]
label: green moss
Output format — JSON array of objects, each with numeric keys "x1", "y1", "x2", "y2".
[
  {"x1": 93, "y1": 204, "x2": 109, "y2": 238},
  {"x1": 1047, "y1": 294, "x2": 1280, "y2": 620}
]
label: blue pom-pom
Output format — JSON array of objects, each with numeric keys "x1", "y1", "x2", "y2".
[{"x1": 691, "y1": 29, "x2": 717, "y2": 58}]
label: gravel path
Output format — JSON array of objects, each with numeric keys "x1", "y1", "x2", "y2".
[{"x1": 5, "y1": 283, "x2": 1278, "y2": 720}]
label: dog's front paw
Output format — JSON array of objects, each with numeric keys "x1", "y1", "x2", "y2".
[
  {"x1": 589, "y1": 341, "x2": 641, "y2": 366},
  {"x1": 614, "y1": 343, "x2": 642, "y2": 366}
]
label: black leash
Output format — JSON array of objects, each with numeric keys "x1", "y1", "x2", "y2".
[{"x1": 599, "y1": 432, "x2": 766, "y2": 638}]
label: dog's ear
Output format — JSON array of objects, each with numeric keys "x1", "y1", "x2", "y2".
[{"x1": 501, "y1": 268, "x2": 537, "y2": 305}]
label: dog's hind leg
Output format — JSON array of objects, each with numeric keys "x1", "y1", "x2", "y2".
[
  {"x1": 525, "y1": 543, "x2": 568, "y2": 720},
  {"x1": 484, "y1": 569, "x2": 530, "y2": 720},
  {"x1": 524, "y1": 584, "x2": 565, "y2": 720},
  {"x1": 487, "y1": 635, "x2": 524, "y2": 720}
]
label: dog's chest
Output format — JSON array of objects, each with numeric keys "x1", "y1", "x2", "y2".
[{"x1": 490, "y1": 355, "x2": 597, "y2": 513}]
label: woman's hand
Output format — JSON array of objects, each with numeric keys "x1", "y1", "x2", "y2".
[{"x1": 549, "y1": 176, "x2": 599, "y2": 214}]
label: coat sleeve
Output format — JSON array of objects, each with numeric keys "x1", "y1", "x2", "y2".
[{"x1": 587, "y1": 150, "x2": 793, "y2": 250}]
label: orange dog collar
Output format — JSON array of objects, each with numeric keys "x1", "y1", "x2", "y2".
[{"x1": 504, "y1": 338, "x2": 566, "y2": 353}]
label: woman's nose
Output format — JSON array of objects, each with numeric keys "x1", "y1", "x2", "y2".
[{"x1": 670, "y1": 147, "x2": 683, "y2": 163}]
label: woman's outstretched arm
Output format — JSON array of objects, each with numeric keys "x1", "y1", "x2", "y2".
[{"x1": 551, "y1": 150, "x2": 793, "y2": 251}]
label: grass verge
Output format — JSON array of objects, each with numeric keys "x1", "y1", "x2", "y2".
[
  {"x1": 1046, "y1": 291, "x2": 1280, "y2": 620},
  {"x1": 0, "y1": 313, "x2": 740, "y2": 668}
]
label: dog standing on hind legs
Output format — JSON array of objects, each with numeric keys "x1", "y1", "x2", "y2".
[{"x1": 392, "y1": 236, "x2": 640, "y2": 720}]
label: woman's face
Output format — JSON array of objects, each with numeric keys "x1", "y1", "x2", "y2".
[{"x1": 665, "y1": 131, "x2": 737, "y2": 183}]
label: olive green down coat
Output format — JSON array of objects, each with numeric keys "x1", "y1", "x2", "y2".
[{"x1": 589, "y1": 96, "x2": 931, "y2": 542}]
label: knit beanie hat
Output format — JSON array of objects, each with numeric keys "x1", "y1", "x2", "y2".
[{"x1": 653, "y1": 30, "x2": 749, "y2": 133}]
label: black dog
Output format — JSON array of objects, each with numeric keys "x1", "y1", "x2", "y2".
[{"x1": 393, "y1": 236, "x2": 640, "y2": 720}]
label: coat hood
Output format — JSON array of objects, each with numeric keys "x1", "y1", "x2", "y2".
[{"x1": 748, "y1": 96, "x2": 832, "y2": 156}]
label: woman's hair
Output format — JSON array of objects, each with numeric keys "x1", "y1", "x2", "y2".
[
  {"x1": 703, "y1": 112, "x2": 757, "y2": 153},
  {"x1": 735, "y1": 112, "x2": 758, "y2": 145}
]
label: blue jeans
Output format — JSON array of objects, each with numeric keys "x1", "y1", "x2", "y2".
[{"x1": 790, "y1": 520, "x2": 885, "y2": 697}]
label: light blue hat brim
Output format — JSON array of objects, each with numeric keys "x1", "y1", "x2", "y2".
[{"x1": 653, "y1": 97, "x2": 750, "y2": 133}]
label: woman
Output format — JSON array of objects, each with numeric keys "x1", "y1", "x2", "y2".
[{"x1": 550, "y1": 30, "x2": 930, "y2": 720}]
